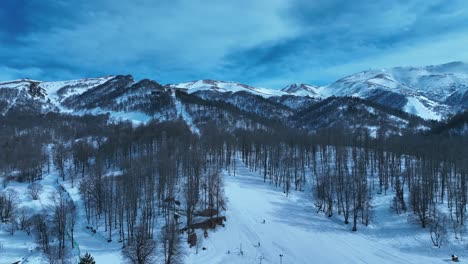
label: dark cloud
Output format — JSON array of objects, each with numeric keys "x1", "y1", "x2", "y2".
[{"x1": 0, "y1": 0, "x2": 467, "y2": 87}]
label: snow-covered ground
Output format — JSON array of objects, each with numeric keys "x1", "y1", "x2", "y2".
[
  {"x1": 0, "y1": 158, "x2": 124, "y2": 264},
  {"x1": 2, "y1": 157, "x2": 466, "y2": 263},
  {"x1": 74, "y1": 107, "x2": 152, "y2": 125},
  {"x1": 61, "y1": 180, "x2": 124, "y2": 264},
  {"x1": 186, "y1": 160, "x2": 466, "y2": 264}
]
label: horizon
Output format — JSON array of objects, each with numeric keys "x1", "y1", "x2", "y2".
[
  {"x1": 2, "y1": 1, "x2": 468, "y2": 88},
  {"x1": 1, "y1": 60, "x2": 465, "y2": 89}
]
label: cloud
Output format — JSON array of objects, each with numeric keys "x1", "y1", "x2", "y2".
[
  {"x1": 0, "y1": 66, "x2": 44, "y2": 81},
  {"x1": 1, "y1": 0, "x2": 298, "y2": 82},
  {"x1": 223, "y1": 0, "x2": 468, "y2": 87},
  {"x1": 1, "y1": 0, "x2": 468, "y2": 87}
]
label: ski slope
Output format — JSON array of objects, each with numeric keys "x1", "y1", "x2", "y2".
[
  {"x1": 186, "y1": 160, "x2": 464, "y2": 264},
  {"x1": 1, "y1": 157, "x2": 465, "y2": 263},
  {"x1": 172, "y1": 90, "x2": 200, "y2": 135}
]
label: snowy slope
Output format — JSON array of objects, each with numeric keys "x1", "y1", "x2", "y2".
[
  {"x1": 172, "y1": 90, "x2": 200, "y2": 134},
  {"x1": 324, "y1": 62, "x2": 468, "y2": 120},
  {"x1": 1, "y1": 153, "x2": 465, "y2": 264},
  {"x1": 0, "y1": 146, "x2": 124, "y2": 264},
  {"x1": 0, "y1": 76, "x2": 178, "y2": 125},
  {"x1": 281, "y1": 83, "x2": 324, "y2": 98},
  {"x1": 185, "y1": 159, "x2": 464, "y2": 264},
  {"x1": 39, "y1": 76, "x2": 115, "y2": 106},
  {"x1": 404, "y1": 97, "x2": 441, "y2": 120},
  {"x1": 0, "y1": 77, "x2": 116, "y2": 114},
  {"x1": 328, "y1": 62, "x2": 468, "y2": 100},
  {"x1": 1, "y1": 61, "x2": 467, "y2": 122},
  {"x1": 0, "y1": 79, "x2": 57, "y2": 114},
  {"x1": 169, "y1": 80, "x2": 288, "y2": 98}
]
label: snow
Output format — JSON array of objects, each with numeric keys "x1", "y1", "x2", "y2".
[
  {"x1": 366, "y1": 125, "x2": 379, "y2": 138},
  {"x1": 40, "y1": 76, "x2": 114, "y2": 97},
  {"x1": 185, "y1": 158, "x2": 465, "y2": 264},
  {"x1": 324, "y1": 62, "x2": 468, "y2": 119},
  {"x1": 72, "y1": 107, "x2": 152, "y2": 125},
  {"x1": 2, "y1": 153, "x2": 466, "y2": 264},
  {"x1": 0, "y1": 230, "x2": 38, "y2": 264},
  {"x1": 172, "y1": 90, "x2": 200, "y2": 135},
  {"x1": 2, "y1": 61, "x2": 466, "y2": 121},
  {"x1": 0, "y1": 148, "x2": 124, "y2": 264},
  {"x1": 0, "y1": 167, "x2": 66, "y2": 263},
  {"x1": 367, "y1": 75, "x2": 400, "y2": 89},
  {"x1": 170, "y1": 80, "x2": 288, "y2": 98},
  {"x1": 404, "y1": 97, "x2": 441, "y2": 120},
  {"x1": 61, "y1": 181, "x2": 124, "y2": 264},
  {"x1": 281, "y1": 83, "x2": 324, "y2": 98},
  {"x1": 39, "y1": 76, "x2": 115, "y2": 107},
  {"x1": 0, "y1": 80, "x2": 35, "y2": 89}
]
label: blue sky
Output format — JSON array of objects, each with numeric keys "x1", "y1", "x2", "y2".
[{"x1": 1, "y1": 0, "x2": 468, "y2": 88}]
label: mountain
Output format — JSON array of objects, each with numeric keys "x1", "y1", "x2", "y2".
[
  {"x1": 291, "y1": 96, "x2": 432, "y2": 136},
  {"x1": 430, "y1": 110, "x2": 468, "y2": 136},
  {"x1": 0, "y1": 77, "x2": 114, "y2": 115},
  {"x1": 39, "y1": 76, "x2": 115, "y2": 106},
  {"x1": 281, "y1": 83, "x2": 323, "y2": 98},
  {"x1": 168, "y1": 62, "x2": 468, "y2": 121},
  {"x1": 325, "y1": 62, "x2": 468, "y2": 120},
  {"x1": 168, "y1": 79, "x2": 287, "y2": 98},
  {"x1": 169, "y1": 80, "x2": 321, "y2": 112},
  {"x1": 0, "y1": 79, "x2": 57, "y2": 114},
  {"x1": 0, "y1": 75, "x2": 178, "y2": 123},
  {"x1": 1, "y1": 61, "x2": 468, "y2": 134}
]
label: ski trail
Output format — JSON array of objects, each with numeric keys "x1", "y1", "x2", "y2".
[
  {"x1": 172, "y1": 90, "x2": 200, "y2": 135},
  {"x1": 186, "y1": 158, "x2": 455, "y2": 264}
]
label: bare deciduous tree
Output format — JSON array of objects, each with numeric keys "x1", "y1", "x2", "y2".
[{"x1": 28, "y1": 182, "x2": 43, "y2": 200}]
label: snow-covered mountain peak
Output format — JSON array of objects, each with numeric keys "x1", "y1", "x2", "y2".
[
  {"x1": 169, "y1": 79, "x2": 287, "y2": 98},
  {"x1": 281, "y1": 83, "x2": 323, "y2": 98},
  {"x1": 39, "y1": 76, "x2": 116, "y2": 103},
  {"x1": 405, "y1": 61, "x2": 468, "y2": 74},
  {"x1": 0, "y1": 61, "x2": 466, "y2": 121},
  {"x1": 321, "y1": 62, "x2": 468, "y2": 120},
  {"x1": 0, "y1": 79, "x2": 39, "y2": 88},
  {"x1": 330, "y1": 61, "x2": 468, "y2": 94},
  {"x1": 0, "y1": 79, "x2": 47, "y2": 99}
]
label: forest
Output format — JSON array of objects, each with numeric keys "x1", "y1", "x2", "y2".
[{"x1": 0, "y1": 108, "x2": 467, "y2": 263}]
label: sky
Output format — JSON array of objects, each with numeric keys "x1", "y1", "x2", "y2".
[{"x1": 1, "y1": 0, "x2": 468, "y2": 88}]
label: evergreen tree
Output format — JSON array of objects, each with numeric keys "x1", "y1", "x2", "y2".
[{"x1": 79, "y1": 252, "x2": 96, "y2": 264}]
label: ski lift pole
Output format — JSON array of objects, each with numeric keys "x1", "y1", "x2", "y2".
[
  {"x1": 259, "y1": 256, "x2": 264, "y2": 264},
  {"x1": 279, "y1": 254, "x2": 283, "y2": 264}
]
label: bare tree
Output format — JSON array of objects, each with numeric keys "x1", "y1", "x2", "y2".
[
  {"x1": 17, "y1": 206, "x2": 32, "y2": 232},
  {"x1": 32, "y1": 212, "x2": 51, "y2": 255},
  {"x1": 1, "y1": 189, "x2": 18, "y2": 222},
  {"x1": 54, "y1": 143, "x2": 68, "y2": 182},
  {"x1": 50, "y1": 190, "x2": 70, "y2": 259},
  {"x1": 429, "y1": 211, "x2": 448, "y2": 248},
  {"x1": 28, "y1": 182, "x2": 43, "y2": 200},
  {"x1": 124, "y1": 225, "x2": 157, "y2": 264},
  {"x1": 162, "y1": 218, "x2": 182, "y2": 264},
  {"x1": 7, "y1": 215, "x2": 17, "y2": 235}
]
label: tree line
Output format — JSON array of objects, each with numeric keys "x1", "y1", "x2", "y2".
[{"x1": 0, "y1": 108, "x2": 467, "y2": 263}]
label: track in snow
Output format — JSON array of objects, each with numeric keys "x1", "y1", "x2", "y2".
[{"x1": 185, "y1": 159, "x2": 462, "y2": 264}]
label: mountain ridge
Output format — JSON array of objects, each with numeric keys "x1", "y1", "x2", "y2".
[{"x1": 0, "y1": 62, "x2": 467, "y2": 123}]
